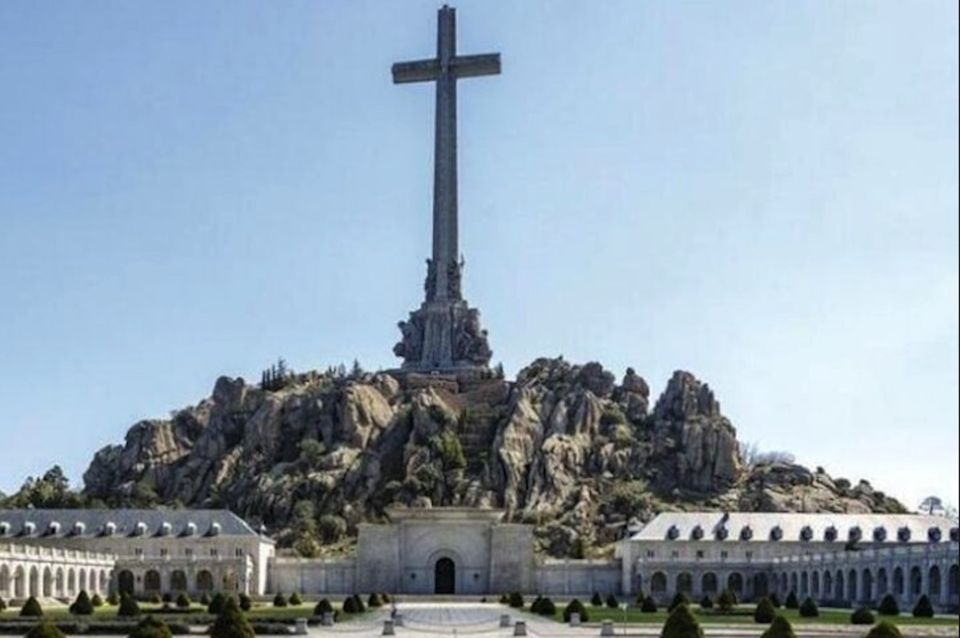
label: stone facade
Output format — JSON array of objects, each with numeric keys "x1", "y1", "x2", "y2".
[
  {"x1": 0, "y1": 509, "x2": 275, "y2": 597},
  {"x1": 0, "y1": 543, "x2": 114, "y2": 600},
  {"x1": 620, "y1": 512, "x2": 959, "y2": 612}
]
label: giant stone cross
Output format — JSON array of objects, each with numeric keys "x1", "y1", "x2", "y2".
[{"x1": 391, "y1": 5, "x2": 497, "y2": 374}]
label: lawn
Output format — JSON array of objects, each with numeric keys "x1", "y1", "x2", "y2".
[{"x1": 543, "y1": 604, "x2": 959, "y2": 627}]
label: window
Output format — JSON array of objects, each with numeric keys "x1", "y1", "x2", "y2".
[
  {"x1": 745, "y1": 551, "x2": 753, "y2": 560},
  {"x1": 210, "y1": 548, "x2": 219, "y2": 558},
  {"x1": 235, "y1": 548, "x2": 245, "y2": 557},
  {"x1": 645, "y1": 550, "x2": 655, "y2": 558},
  {"x1": 134, "y1": 548, "x2": 144, "y2": 557},
  {"x1": 720, "y1": 551, "x2": 728, "y2": 559},
  {"x1": 185, "y1": 548, "x2": 194, "y2": 557},
  {"x1": 160, "y1": 548, "x2": 168, "y2": 558},
  {"x1": 696, "y1": 550, "x2": 705, "y2": 559},
  {"x1": 671, "y1": 550, "x2": 680, "y2": 559}
]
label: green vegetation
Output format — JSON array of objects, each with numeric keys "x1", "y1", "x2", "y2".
[
  {"x1": 69, "y1": 590, "x2": 94, "y2": 616},
  {"x1": 272, "y1": 593, "x2": 288, "y2": 608},
  {"x1": 207, "y1": 593, "x2": 227, "y2": 615},
  {"x1": 118, "y1": 594, "x2": 140, "y2": 617},
  {"x1": 314, "y1": 599, "x2": 334, "y2": 616},
  {"x1": 761, "y1": 615, "x2": 796, "y2": 638},
  {"x1": 128, "y1": 616, "x2": 173, "y2": 638},
  {"x1": 784, "y1": 592, "x2": 799, "y2": 609},
  {"x1": 754, "y1": 597, "x2": 776, "y2": 623},
  {"x1": 24, "y1": 620, "x2": 64, "y2": 638},
  {"x1": 669, "y1": 592, "x2": 690, "y2": 612},
  {"x1": 367, "y1": 593, "x2": 383, "y2": 608},
  {"x1": 562, "y1": 599, "x2": 588, "y2": 623},
  {"x1": 912, "y1": 595, "x2": 934, "y2": 618},
  {"x1": 641, "y1": 596, "x2": 658, "y2": 613},
  {"x1": 288, "y1": 592, "x2": 302, "y2": 606},
  {"x1": 238, "y1": 593, "x2": 252, "y2": 612},
  {"x1": 175, "y1": 593, "x2": 191, "y2": 610},
  {"x1": 591, "y1": 592, "x2": 603, "y2": 607},
  {"x1": 209, "y1": 597, "x2": 254, "y2": 638},
  {"x1": 606, "y1": 593, "x2": 619, "y2": 609},
  {"x1": 852, "y1": 607, "x2": 876, "y2": 625},
  {"x1": 865, "y1": 621, "x2": 904, "y2": 638},
  {"x1": 508, "y1": 592, "x2": 524, "y2": 608},
  {"x1": 20, "y1": 597, "x2": 43, "y2": 617},
  {"x1": 798, "y1": 597, "x2": 818, "y2": 618},
  {"x1": 530, "y1": 596, "x2": 557, "y2": 616},
  {"x1": 878, "y1": 594, "x2": 900, "y2": 616},
  {"x1": 699, "y1": 596, "x2": 713, "y2": 610},
  {"x1": 660, "y1": 603, "x2": 704, "y2": 638},
  {"x1": 91, "y1": 594, "x2": 104, "y2": 608},
  {"x1": 716, "y1": 590, "x2": 736, "y2": 613}
]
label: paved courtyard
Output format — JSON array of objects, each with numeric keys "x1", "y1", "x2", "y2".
[{"x1": 305, "y1": 602, "x2": 958, "y2": 637}]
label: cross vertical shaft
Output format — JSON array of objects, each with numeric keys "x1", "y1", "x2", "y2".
[{"x1": 433, "y1": 6, "x2": 458, "y2": 301}]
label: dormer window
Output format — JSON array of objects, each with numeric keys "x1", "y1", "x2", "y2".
[
  {"x1": 848, "y1": 526, "x2": 863, "y2": 543},
  {"x1": 184, "y1": 522, "x2": 197, "y2": 537},
  {"x1": 873, "y1": 527, "x2": 887, "y2": 542},
  {"x1": 928, "y1": 527, "x2": 942, "y2": 543},
  {"x1": 950, "y1": 527, "x2": 959, "y2": 543},
  {"x1": 0, "y1": 522, "x2": 10, "y2": 536},
  {"x1": 23, "y1": 522, "x2": 36, "y2": 535},
  {"x1": 72, "y1": 522, "x2": 86, "y2": 536},
  {"x1": 666, "y1": 525, "x2": 680, "y2": 540},
  {"x1": 132, "y1": 522, "x2": 148, "y2": 537},
  {"x1": 208, "y1": 522, "x2": 222, "y2": 537},
  {"x1": 799, "y1": 526, "x2": 813, "y2": 542},
  {"x1": 715, "y1": 526, "x2": 729, "y2": 541},
  {"x1": 159, "y1": 522, "x2": 172, "y2": 537},
  {"x1": 897, "y1": 526, "x2": 911, "y2": 542},
  {"x1": 104, "y1": 522, "x2": 116, "y2": 536},
  {"x1": 690, "y1": 525, "x2": 704, "y2": 541},
  {"x1": 824, "y1": 526, "x2": 838, "y2": 542},
  {"x1": 740, "y1": 526, "x2": 753, "y2": 541},
  {"x1": 47, "y1": 522, "x2": 60, "y2": 536},
  {"x1": 769, "y1": 525, "x2": 783, "y2": 541}
]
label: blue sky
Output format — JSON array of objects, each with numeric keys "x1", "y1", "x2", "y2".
[{"x1": 0, "y1": 1, "x2": 957, "y2": 509}]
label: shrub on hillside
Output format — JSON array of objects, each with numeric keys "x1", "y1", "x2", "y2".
[
  {"x1": 864, "y1": 621, "x2": 904, "y2": 638},
  {"x1": 606, "y1": 593, "x2": 619, "y2": 608},
  {"x1": 562, "y1": 599, "x2": 588, "y2": 623},
  {"x1": 785, "y1": 592, "x2": 799, "y2": 609},
  {"x1": 367, "y1": 593, "x2": 383, "y2": 608},
  {"x1": 754, "y1": 597, "x2": 776, "y2": 624},
  {"x1": 877, "y1": 594, "x2": 899, "y2": 616},
  {"x1": 210, "y1": 597, "x2": 254, "y2": 638},
  {"x1": 591, "y1": 591, "x2": 603, "y2": 607},
  {"x1": 761, "y1": 615, "x2": 796, "y2": 638},
  {"x1": 851, "y1": 607, "x2": 876, "y2": 625},
  {"x1": 273, "y1": 592, "x2": 288, "y2": 608},
  {"x1": 289, "y1": 592, "x2": 302, "y2": 606},
  {"x1": 641, "y1": 596, "x2": 658, "y2": 613},
  {"x1": 23, "y1": 620, "x2": 64, "y2": 638},
  {"x1": 176, "y1": 592, "x2": 191, "y2": 609},
  {"x1": 799, "y1": 597, "x2": 819, "y2": 618},
  {"x1": 314, "y1": 598, "x2": 334, "y2": 616},
  {"x1": 508, "y1": 592, "x2": 524, "y2": 608},
  {"x1": 699, "y1": 595, "x2": 713, "y2": 610},
  {"x1": 717, "y1": 589, "x2": 737, "y2": 612},
  {"x1": 661, "y1": 603, "x2": 704, "y2": 638},
  {"x1": 20, "y1": 596, "x2": 44, "y2": 617},
  {"x1": 118, "y1": 593, "x2": 140, "y2": 617},
  {"x1": 668, "y1": 592, "x2": 689, "y2": 612},
  {"x1": 912, "y1": 595, "x2": 934, "y2": 618},
  {"x1": 70, "y1": 590, "x2": 94, "y2": 615},
  {"x1": 128, "y1": 616, "x2": 173, "y2": 638}
]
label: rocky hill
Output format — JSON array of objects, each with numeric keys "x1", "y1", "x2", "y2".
[{"x1": 82, "y1": 358, "x2": 905, "y2": 557}]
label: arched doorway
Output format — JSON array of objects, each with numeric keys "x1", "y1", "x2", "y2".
[
  {"x1": 434, "y1": 558, "x2": 455, "y2": 594},
  {"x1": 117, "y1": 570, "x2": 135, "y2": 596}
]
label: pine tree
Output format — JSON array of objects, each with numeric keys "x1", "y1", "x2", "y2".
[
  {"x1": 69, "y1": 590, "x2": 94, "y2": 615},
  {"x1": 210, "y1": 597, "x2": 254, "y2": 638},
  {"x1": 753, "y1": 597, "x2": 776, "y2": 624},
  {"x1": 761, "y1": 615, "x2": 796, "y2": 638},
  {"x1": 660, "y1": 603, "x2": 704, "y2": 638},
  {"x1": 20, "y1": 596, "x2": 44, "y2": 617}
]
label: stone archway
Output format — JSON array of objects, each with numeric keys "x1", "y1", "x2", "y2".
[
  {"x1": 117, "y1": 570, "x2": 135, "y2": 596},
  {"x1": 434, "y1": 558, "x2": 455, "y2": 595}
]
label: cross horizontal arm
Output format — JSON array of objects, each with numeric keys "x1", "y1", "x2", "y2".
[
  {"x1": 392, "y1": 59, "x2": 440, "y2": 84},
  {"x1": 451, "y1": 53, "x2": 501, "y2": 78}
]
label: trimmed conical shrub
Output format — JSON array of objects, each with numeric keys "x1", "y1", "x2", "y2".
[
  {"x1": 314, "y1": 598, "x2": 334, "y2": 616},
  {"x1": 877, "y1": 594, "x2": 899, "y2": 616},
  {"x1": 24, "y1": 620, "x2": 64, "y2": 638},
  {"x1": 642, "y1": 596, "x2": 658, "y2": 613},
  {"x1": 606, "y1": 593, "x2": 619, "y2": 608},
  {"x1": 562, "y1": 599, "x2": 589, "y2": 623},
  {"x1": 342, "y1": 596, "x2": 357, "y2": 614},
  {"x1": 175, "y1": 592, "x2": 191, "y2": 609},
  {"x1": 273, "y1": 592, "x2": 288, "y2": 608},
  {"x1": 717, "y1": 589, "x2": 737, "y2": 612},
  {"x1": 864, "y1": 621, "x2": 904, "y2": 638},
  {"x1": 851, "y1": 607, "x2": 876, "y2": 625},
  {"x1": 769, "y1": 593, "x2": 781, "y2": 608},
  {"x1": 69, "y1": 590, "x2": 94, "y2": 615},
  {"x1": 912, "y1": 594, "x2": 934, "y2": 618},
  {"x1": 754, "y1": 597, "x2": 776, "y2": 624},
  {"x1": 238, "y1": 592, "x2": 252, "y2": 611},
  {"x1": 128, "y1": 616, "x2": 173, "y2": 638},
  {"x1": 20, "y1": 596, "x2": 43, "y2": 617},
  {"x1": 210, "y1": 597, "x2": 254, "y2": 638},
  {"x1": 784, "y1": 591, "x2": 799, "y2": 609},
  {"x1": 0, "y1": 597, "x2": 6, "y2": 611},
  {"x1": 208, "y1": 592, "x2": 227, "y2": 615},
  {"x1": 668, "y1": 592, "x2": 690, "y2": 612},
  {"x1": 591, "y1": 591, "x2": 603, "y2": 607},
  {"x1": 799, "y1": 597, "x2": 819, "y2": 618},
  {"x1": 367, "y1": 593, "x2": 383, "y2": 608},
  {"x1": 508, "y1": 592, "x2": 523, "y2": 608},
  {"x1": 91, "y1": 594, "x2": 104, "y2": 608},
  {"x1": 660, "y1": 603, "x2": 704, "y2": 638},
  {"x1": 537, "y1": 597, "x2": 556, "y2": 616},
  {"x1": 699, "y1": 595, "x2": 713, "y2": 609},
  {"x1": 117, "y1": 593, "x2": 140, "y2": 617},
  {"x1": 289, "y1": 592, "x2": 302, "y2": 606},
  {"x1": 761, "y1": 615, "x2": 796, "y2": 638}
]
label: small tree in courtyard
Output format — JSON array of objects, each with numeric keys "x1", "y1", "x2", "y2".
[
  {"x1": 208, "y1": 592, "x2": 227, "y2": 615},
  {"x1": 314, "y1": 598, "x2": 334, "y2": 616},
  {"x1": 210, "y1": 597, "x2": 254, "y2": 638},
  {"x1": 563, "y1": 599, "x2": 588, "y2": 623},
  {"x1": 591, "y1": 591, "x2": 603, "y2": 607},
  {"x1": 851, "y1": 607, "x2": 875, "y2": 625},
  {"x1": 289, "y1": 592, "x2": 302, "y2": 606},
  {"x1": 24, "y1": 621, "x2": 64, "y2": 638},
  {"x1": 641, "y1": 596, "x2": 658, "y2": 613},
  {"x1": 0, "y1": 597, "x2": 6, "y2": 612},
  {"x1": 508, "y1": 592, "x2": 524, "y2": 608},
  {"x1": 128, "y1": 617, "x2": 173, "y2": 638},
  {"x1": 761, "y1": 615, "x2": 796, "y2": 638},
  {"x1": 912, "y1": 594, "x2": 934, "y2": 618},
  {"x1": 367, "y1": 593, "x2": 383, "y2": 608},
  {"x1": 784, "y1": 591, "x2": 799, "y2": 609},
  {"x1": 878, "y1": 594, "x2": 899, "y2": 616},
  {"x1": 117, "y1": 593, "x2": 140, "y2": 617},
  {"x1": 238, "y1": 592, "x2": 252, "y2": 611},
  {"x1": 717, "y1": 589, "x2": 737, "y2": 613},
  {"x1": 699, "y1": 595, "x2": 713, "y2": 610},
  {"x1": 769, "y1": 593, "x2": 781, "y2": 608},
  {"x1": 660, "y1": 603, "x2": 704, "y2": 638},
  {"x1": 273, "y1": 592, "x2": 288, "y2": 608},
  {"x1": 91, "y1": 594, "x2": 104, "y2": 607},
  {"x1": 606, "y1": 593, "x2": 619, "y2": 608},
  {"x1": 865, "y1": 621, "x2": 904, "y2": 638},
  {"x1": 668, "y1": 592, "x2": 689, "y2": 612},
  {"x1": 176, "y1": 592, "x2": 191, "y2": 609},
  {"x1": 20, "y1": 596, "x2": 43, "y2": 617},
  {"x1": 69, "y1": 590, "x2": 94, "y2": 615},
  {"x1": 754, "y1": 597, "x2": 776, "y2": 624},
  {"x1": 799, "y1": 597, "x2": 819, "y2": 618}
]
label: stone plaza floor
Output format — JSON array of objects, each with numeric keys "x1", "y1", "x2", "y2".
[{"x1": 304, "y1": 602, "x2": 959, "y2": 637}]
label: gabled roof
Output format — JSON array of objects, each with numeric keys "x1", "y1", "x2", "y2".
[
  {"x1": 629, "y1": 512, "x2": 958, "y2": 544},
  {"x1": 0, "y1": 509, "x2": 264, "y2": 540}
]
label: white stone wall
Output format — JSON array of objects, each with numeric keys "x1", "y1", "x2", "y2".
[
  {"x1": 534, "y1": 559, "x2": 622, "y2": 596},
  {"x1": 0, "y1": 542, "x2": 115, "y2": 600},
  {"x1": 268, "y1": 557, "x2": 357, "y2": 595}
]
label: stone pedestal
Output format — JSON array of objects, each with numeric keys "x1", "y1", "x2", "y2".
[
  {"x1": 569, "y1": 612, "x2": 581, "y2": 626},
  {"x1": 294, "y1": 619, "x2": 308, "y2": 635},
  {"x1": 394, "y1": 299, "x2": 492, "y2": 374},
  {"x1": 321, "y1": 612, "x2": 334, "y2": 626},
  {"x1": 499, "y1": 614, "x2": 511, "y2": 627},
  {"x1": 600, "y1": 619, "x2": 615, "y2": 636},
  {"x1": 513, "y1": 620, "x2": 527, "y2": 636},
  {"x1": 382, "y1": 620, "x2": 396, "y2": 636}
]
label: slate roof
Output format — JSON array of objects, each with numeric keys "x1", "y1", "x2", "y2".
[
  {"x1": 0, "y1": 509, "x2": 262, "y2": 540},
  {"x1": 629, "y1": 512, "x2": 959, "y2": 544}
]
